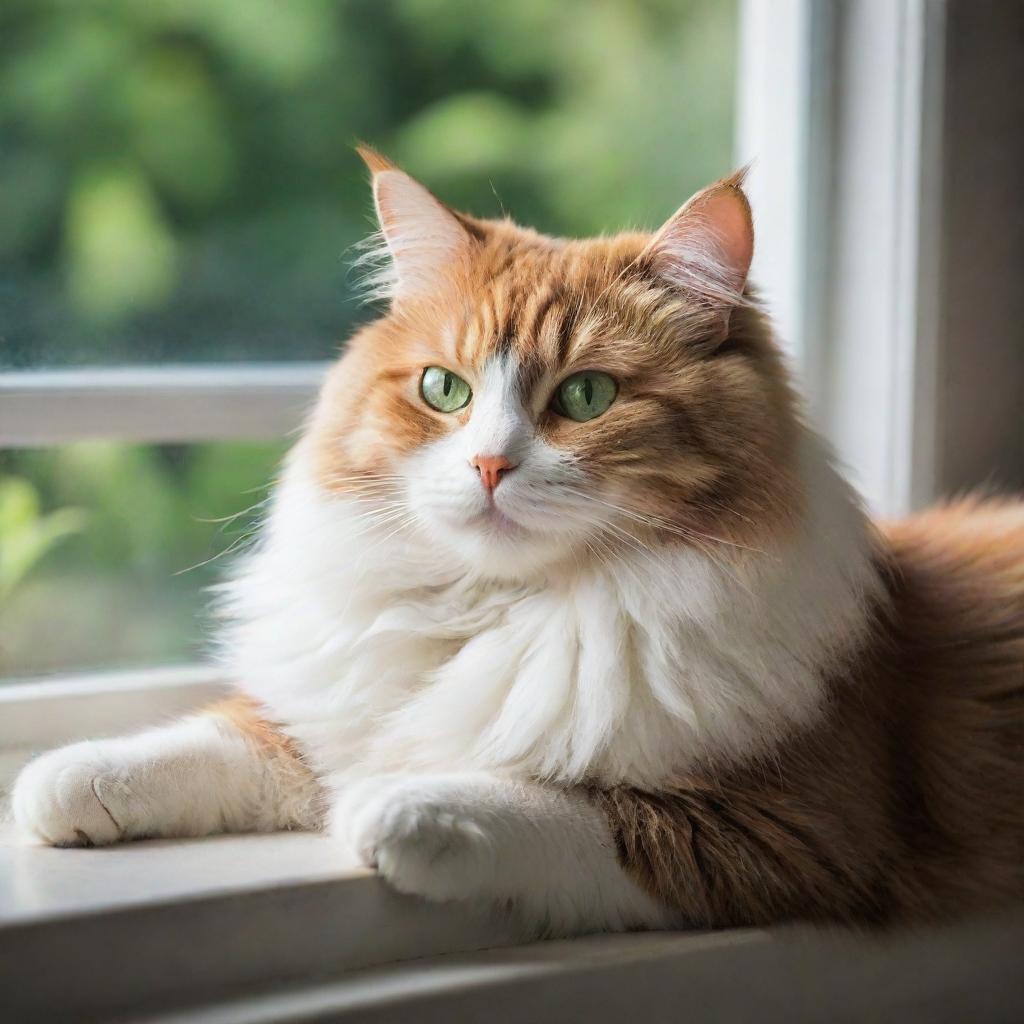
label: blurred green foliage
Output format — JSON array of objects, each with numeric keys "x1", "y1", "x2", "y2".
[
  {"x1": 0, "y1": 476, "x2": 86, "y2": 601},
  {"x1": 0, "y1": 443, "x2": 284, "y2": 676},
  {"x1": 0, "y1": 0, "x2": 737, "y2": 367},
  {"x1": 0, "y1": 1, "x2": 735, "y2": 676}
]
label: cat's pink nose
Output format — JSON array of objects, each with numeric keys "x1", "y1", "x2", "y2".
[{"x1": 471, "y1": 454, "x2": 516, "y2": 494}]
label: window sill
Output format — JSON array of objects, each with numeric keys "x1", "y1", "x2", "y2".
[
  {"x1": 0, "y1": 825, "x2": 529, "y2": 1020},
  {"x1": 3, "y1": 824, "x2": 1023, "y2": 1023}
]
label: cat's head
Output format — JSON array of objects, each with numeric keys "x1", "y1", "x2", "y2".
[{"x1": 301, "y1": 148, "x2": 802, "y2": 580}]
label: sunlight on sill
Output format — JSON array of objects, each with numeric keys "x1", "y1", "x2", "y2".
[{"x1": 0, "y1": 826, "x2": 366, "y2": 924}]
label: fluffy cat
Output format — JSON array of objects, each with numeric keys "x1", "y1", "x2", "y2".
[{"x1": 12, "y1": 148, "x2": 1024, "y2": 937}]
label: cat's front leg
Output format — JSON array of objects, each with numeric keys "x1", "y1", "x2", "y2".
[
  {"x1": 11, "y1": 697, "x2": 320, "y2": 846},
  {"x1": 329, "y1": 773, "x2": 677, "y2": 937}
]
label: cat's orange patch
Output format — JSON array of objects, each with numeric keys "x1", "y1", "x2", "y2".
[
  {"x1": 303, "y1": 179, "x2": 802, "y2": 559},
  {"x1": 206, "y1": 694, "x2": 302, "y2": 762}
]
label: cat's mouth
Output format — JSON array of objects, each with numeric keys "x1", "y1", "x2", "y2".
[{"x1": 472, "y1": 503, "x2": 527, "y2": 537}]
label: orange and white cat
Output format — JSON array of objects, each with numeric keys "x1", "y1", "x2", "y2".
[{"x1": 12, "y1": 149, "x2": 1024, "y2": 936}]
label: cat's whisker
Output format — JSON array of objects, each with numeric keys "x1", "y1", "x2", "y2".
[
  {"x1": 345, "y1": 504, "x2": 418, "y2": 532},
  {"x1": 353, "y1": 512, "x2": 423, "y2": 562},
  {"x1": 193, "y1": 497, "x2": 272, "y2": 527},
  {"x1": 558, "y1": 486, "x2": 766, "y2": 556},
  {"x1": 586, "y1": 528, "x2": 626, "y2": 575},
  {"x1": 175, "y1": 529, "x2": 261, "y2": 576},
  {"x1": 344, "y1": 500, "x2": 411, "y2": 517},
  {"x1": 581, "y1": 536, "x2": 614, "y2": 576},
  {"x1": 553, "y1": 487, "x2": 755, "y2": 594},
  {"x1": 595, "y1": 520, "x2": 678, "y2": 578}
]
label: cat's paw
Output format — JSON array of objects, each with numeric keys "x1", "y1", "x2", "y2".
[
  {"x1": 333, "y1": 777, "x2": 496, "y2": 902},
  {"x1": 11, "y1": 742, "x2": 134, "y2": 847}
]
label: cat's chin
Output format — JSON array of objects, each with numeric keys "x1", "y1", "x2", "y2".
[
  {"x1": 429, "y1": 499, "x2": 534, "y2": 543},
  {"x1": 470, "y1": 504, "x2": 527, "y2": 537},
  {"x1": 428, "y1": 510, "x2": 576, "y2": 581}
]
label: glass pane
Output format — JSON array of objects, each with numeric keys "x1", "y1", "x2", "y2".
[
  {"x1": 1, "y1": 1, "x2": 738, "y2": 368},
  {"x1": 0, "y1": 441, "x2": 285, "y2": 679}
]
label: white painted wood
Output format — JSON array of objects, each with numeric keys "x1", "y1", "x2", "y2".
[
  {"x1": 817, "y1": 0, "x2": 947, "y2": 516},
  {"x1": 158, "y1": 915, "x2": 1024, "y2": 1024},
  {"x1": 0, "y1": 827, "x2": 362, "y2": 924},
  {"x1": 0, "y1": 825, "x2": 523, "y2": 1021},
  {"x1": 737, "y1": 0, "x2": 948, "y2": 516},
  {"x1": 735, "y1": 0, "x2": 819, "y2": 366},
  {"x1": 0, "y1": 363, "x2": 327, "y2": 447},
  {"x1": 1, "y1": 821, "x2": 1020, "y2": 1024},
  {"x1": 886, "y1": 0, "x2": 946, "y2": 513}
]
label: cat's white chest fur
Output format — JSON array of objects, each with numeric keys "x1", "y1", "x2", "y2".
[{"x1": 221, "y1": 433, "x2": 881, "y2": 790}]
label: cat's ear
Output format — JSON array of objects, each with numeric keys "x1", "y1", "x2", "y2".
[
  {"x1": 644, "y1": 170, "x2": 753, "y2": 335},
  {"x1": 357, "y1": 144, "x2": 473, "y2": 303}
]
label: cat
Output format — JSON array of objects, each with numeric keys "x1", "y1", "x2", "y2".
[{"x1": 11, "y1": 147, "x2": 1024, "y2": 938}]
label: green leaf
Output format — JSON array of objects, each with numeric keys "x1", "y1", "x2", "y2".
[{"x1": 0, "y1": 477, "x2": 87, "y2": 601}]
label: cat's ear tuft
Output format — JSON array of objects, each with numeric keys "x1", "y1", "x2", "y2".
[
  {"x1": 356, "y1": 145, "x2": 472, "y2": 304},
  {"x1": 644, "y1": 170, "x2": 754, "y2": 331},
  {"x1": 355, "y1": 143, "x2": 398, "y2": 176}
]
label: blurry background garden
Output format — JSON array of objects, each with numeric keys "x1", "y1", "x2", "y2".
[{"x1": 0, "y1": 0, "x2": 737, "y2": 678}]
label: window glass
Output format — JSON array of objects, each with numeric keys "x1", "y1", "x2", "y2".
[
  {"x1": 0, "y1": 1, "x2": 739, "y2": 681},
  {"x1": 1, "y1": 0, "x2": 738, "y2": 368},
  {"x1": 0, "y1": 442, "x2": 284, "y2": 678}
]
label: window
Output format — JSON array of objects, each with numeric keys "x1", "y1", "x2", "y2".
[
  {"x1": 736, "y1": 0, "x2": 1021, "y2": 518},
  {"x1": 4, "y1": 0, "x2": 1016, "y2": 708},
  {"x1": 3, "y1": 4, "x2": 1023, "y2": 1019},
  {"x1": 2, "y1": 1, "x2": 738, "y2": 371},
  {"x1": 0, "y1": 1, "x2": 740, "y2": 686}
]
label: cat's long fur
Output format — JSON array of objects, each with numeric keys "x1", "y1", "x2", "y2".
[
  {"x1": 11, "y1": 150, "x2": 1023, "y2": 937},
  {"x1": 600, "y1": 499, "x2": 1024, "y2": 926}
]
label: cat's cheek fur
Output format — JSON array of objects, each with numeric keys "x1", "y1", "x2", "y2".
[{"x1": 328, "y1": 773, "x2": 678, "y2": 936}]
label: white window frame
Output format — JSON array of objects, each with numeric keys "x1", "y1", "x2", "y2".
[
  {"x1": 0, "y1": 363, "x2": 326, "y2": 447},
  {"x1": 737, "y1": 0, "x2": 949, "y2": 518},
  {"x1": 0, "y1": 365, "x2": 326, "y2": 781},
  {"x1": 0, "y1": 0, "x2": 955, "y2": 772},
  {"x1": 0, "y1": 666, "x2": 228, "y2": 784}
]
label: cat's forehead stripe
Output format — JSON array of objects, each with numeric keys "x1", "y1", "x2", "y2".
[
  {"x1": 458, "y1": 261, "x2": 592, "y2": 374},
  {"x1": 494, "y1": 286, "x2": 521, "y2": 357},
  {"x1": 448, "y1": 239, "x2": 700, "y2": 387}
]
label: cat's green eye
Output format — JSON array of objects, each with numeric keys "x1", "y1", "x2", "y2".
[
  {"x1": 551, "y1": 371, "x2": 617, "y2": 422},
  {"x1": 421, "y1": 366, "x2": 472, "y2": 413}
]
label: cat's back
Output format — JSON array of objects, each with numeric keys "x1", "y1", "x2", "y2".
[
  {"x1": 878, "y1": 495, "x2": 1024, "y2": 752},
  {"x1": 876, "y1": 496, "x2": 1024, "y2": 908},
  {"x1": 881, "y1": 496, "x2": 1024, "y2": 670}
]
